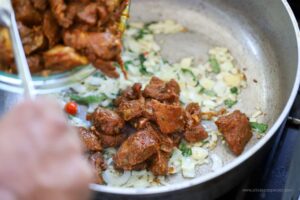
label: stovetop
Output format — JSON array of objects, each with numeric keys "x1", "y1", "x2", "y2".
[{"x1": 217, "y1": 2, "x2": 300, "y2": 198}]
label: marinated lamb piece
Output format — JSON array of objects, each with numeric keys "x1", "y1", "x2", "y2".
[
  {"x1": 77, "y1": 3, "x2": 99, "y2": 25},
  {"x1": 185, "y1": 103, "x2": 201, "y2": 128},
  {"x1": 3, "y1": 0, "x2": 128, "y2": 76},
  {"x1": 130, "y1": 117, "x2": 150, "y2": 130},
  {"x1": 12, "y1": 0, "x2": 42, "y2": 26},
  {"x1": 87, "y1": 107, "x2": 124, "y2": 135},
  {"x1": 26, "y1": 54, "x2": 44, "y2": 73},
  {"x1": 117, "y1": 97, "x2": 145, "y2": 121},
  {"x1": 96, "y1": 131, "x2": 127, "y2": 148},
  {"x1": 114, "y1": 129, "x2": 159, "y2": 171},
  {"x1": 142, "y1": 100, "x2": 156, "y2": 121},
  {"x1": 49, "y1": 0, "x2": 74, "y2": 28},
  {"x1": 143, "y1": 77, "x2": 180, "y2": 104},
  {"x1": 18, "y1": 23, "x2": 46, "y2": 55},
  {"x1": 43, "y1": 46, "x2": 88, "y2": 71},
  {"x1": 151, "y1": 100, "x2": 185, "y2": 134},
  {"x1": 114, "y1": 83, "x2": 142, "y2": 106},
  {"x1": 146, "y1": 124, "x2": 174, "y2": 155},
  {"x1": 77, "y1": 127, "x2": 102, "y2": 151},
  {"x1": 89, "y1": 152, "x2": 106, "y2": 184},
  {"x1": 0, "y1": 28, "x2": 13, "y2": 71},
  {"x1": 31, "y1": 0, "x2": 48, "y2": 11},
  {"x1": 131, "y1": 162, "x2": 148, "y2": 171},
  {"x1": 149, "y1": 151, "x2": 169, "y2": 176},
  {"x1": 63, "y1": 30, "x2": 123, "y2": 78},
  {"x1": 42, "y1": 11, "x2": 61, "y2": 48},
  {"x1": 184, "y1": 125, "x2": 208, "y2": 143},
  {"x1": 215, "y1": 110, "x2": 252, "y2": 155}
]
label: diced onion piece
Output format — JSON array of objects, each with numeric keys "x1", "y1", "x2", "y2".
[
  {"x1": 181, "y1": 157, "x2": 196, "y2": 178},
  {"x1": 211, "y1": 154, "x2": 223, "y2": 171},
  {"x1": 103, "y1": 168, "x2": 131, "y2": 186},
  {"x1": 191, "y1": 147, "x2": 208, "y2": 161}
]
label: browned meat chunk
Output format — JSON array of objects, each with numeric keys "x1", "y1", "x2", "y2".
[
  {"x1": 12, "y1": 0, "x2": 42, "y2": 26},
  {"x1": 146, "y1": 124, "x2": 174, "y2": 155},
  {"x1": 149, "y1": 151, "x2": 168, "y2": 176},
  {"x1": 143, "y1": 77, "x2": 180, "y2": 104},
  {"x1": 77, "y1": 127, "x2": 102, "y2": 151},
  {"x1": 87, "y1": 107, "x2": 124, "y2": 135},
  {"x1": 94, "y1": 131, "x2": 127, "y2": 148},
  {"x1": 215, "y1": 110, "x2": 252, "y2": 155},
  {"x1": 131, "y1": 162, "x2": 148, "y2": 171},
  {"x1": 115, "y1": 83, "x2": 142, "y2": 106},
  {"x1": 26, "y1": 54, "x2": 44, "y2": 73},
  {"x1": 151, "y1": 100, "x2": 185, "y2": 134},
  {"x1": 117, "y1": 98, "x2": 145, "y2": 121},
  {"x1": 63, "y1": 30, "x2": 122, "y2": 78},
  {"x1": 43, "y1": 11, "x2": 60, "y2": 48},
  {"x1": 18, "y1": 23, "x2": 46, "y2": 55},
  {"x1": 89, "y1": 152, "x2": 106, "y2": 184},
  {"x1": 184, "y1": 125, "x2": 208, "y2": 143},
  {"x1": 114, "y1": 129, "x2": 159, "y2": 171},
  {"x1": 130, "y1": 117, "x2": 150, "y2": 130},
  {"x1": 43, "y1": 46, "x2": 88, "y2": 71},
  {"x1": 49, "y1": 0, "x2": 73, "y2": 28},
  {"x1": 31, "y1": 0, "x2": 48, "y2": 11},
  {"x1": 77, "y1": 3, "x2": 99, "y2": 25},
  {"x1": 185, "y1": 103, "x2": 202, "y2": 128},
  {"x1": 0, "y1": 28, "x2": 13, "y2": 71}
]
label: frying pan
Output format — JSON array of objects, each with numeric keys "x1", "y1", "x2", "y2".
[
  {"x1": 0, "y1": 0, "x2": 299, "y2": 199},
  {"x1": 88, "y1": 0, "x2": 300, "y2": 199}
]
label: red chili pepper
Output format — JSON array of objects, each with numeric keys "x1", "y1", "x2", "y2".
[
  {"x1": 64, "y1": 102, "x2": 78, "y2": 115},
  {"x1": 143, "y1": 52, "x2": 149, "y2": 57}
]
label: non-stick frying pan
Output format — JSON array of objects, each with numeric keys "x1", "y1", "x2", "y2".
[
  {"x1": 0, "y1": 0, "x2": 299, "y2": 199},
  {"x1": 88, "y1": 0, "x2": 300, "y2": 199}
]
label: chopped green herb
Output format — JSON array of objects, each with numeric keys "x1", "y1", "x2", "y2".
[
  {"x1": 124, "y1": 61, "x2": 133, "y2": 71},
  {"x1": 203, "y1": 89, "x2": 217, "y2": 97},
  {"x1": 230, "y1": 87, "x2": 238, "y2": 94},
  {"x1": 250, "y1": 122, "x2": 268, "y2": 133},
  {"x1": 224, "y1": 99, "x2": 237, "y2": 108},
  {"x1": 144, "y1": 21, "x2": 157, "y2": 28},
  {"x1": 134, "y1": 28, "x2": 152, "y2": 40},
  {"x1": 70, "y1": 94, "x2": 108, "y2": 106},
  {"x1": 139, "y1": 54, "x2": 152, "y2": 75},
  {"x1": 179, "y1": 143, "x2": 192, "y2": 157},
  {"x1": 198, "y1": 87, "x2": 205, "y2": 94},
  {"x1": 209, "y1": 57, "x2": 221, "y2": 73},
  {"x1": 181, "y1": 68, "x2": 196, "y2": 81}
]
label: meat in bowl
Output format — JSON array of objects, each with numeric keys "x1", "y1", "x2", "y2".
[{"x1": 0, "y1": 0, "x2": 129, "y2": 78}]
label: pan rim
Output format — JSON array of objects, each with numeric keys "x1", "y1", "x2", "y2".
[{"x1": 89, "y1": 0, "x2": 300, "y2": 195}]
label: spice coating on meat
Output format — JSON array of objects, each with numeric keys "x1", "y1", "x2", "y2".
[
  {"x1": 143, "y1": 77, "x2": 180, "y2": 104},
  {"x1": 149, "y1": 151, "x2": 169, "y2": 176},
  {"x1": 151, "y1": 100, "x2": 185, "y2": 134},
  {"x1": 215, "y1": 110, "x2": 252, "y2": 155},
  {"x1": 113, "y1": 129, "x2": 159, "y2": 171},
  {"x1": 89, "y1": 152, "x2": 106, "y2": 184},
  {"x1": 1, "y1": 0, "x2": 128, "y2": 76},
  {"x1": 43, "y1": 46, "x2": 89, "y2": 71},
  {"x1": 77, "y1": 127, "x2": 102, "y2": 151},
  {"x1": 87, "y1": 107, "x2": 124, "y2": 135},
  {"x1": 184, "y1": 125, "x2": 208, "y2": 143}
]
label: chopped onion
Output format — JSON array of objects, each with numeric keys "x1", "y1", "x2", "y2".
[
  {"x1": 211, "y1": 154, "x2": 223, "y2": 171},
  {"x1": 103, "y1": 168, "x2": 131, "y2": 187}
]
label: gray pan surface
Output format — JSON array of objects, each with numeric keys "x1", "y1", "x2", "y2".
[{"x1": 89, "y1": 0, "x2": 300, "y2": 197}]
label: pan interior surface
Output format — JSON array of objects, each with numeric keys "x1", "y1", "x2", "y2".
[{"x1": 91, "y1": 0, "x2": 299, "y2": 194}]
